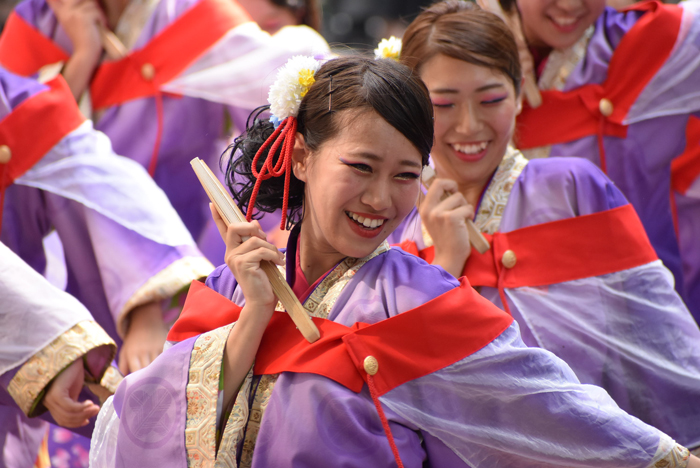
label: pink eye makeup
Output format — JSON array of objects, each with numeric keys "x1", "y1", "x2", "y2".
[
  {"x1": 481, "y1": 94, "x2": 508, "y2": 104},
  {"x1": 431, "y1": 98, "x2": 454, "y2": 108}
]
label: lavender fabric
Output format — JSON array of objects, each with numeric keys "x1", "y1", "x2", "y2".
[
  {"x1": 392, "y1": 157, "x2": 700, "y2": 449},
  {"x1": 541, "y1": 5, "x2": 700, "y2": 320},
  {"x1": 92, "y1": 246, "x2": 676, "y2": 467}
]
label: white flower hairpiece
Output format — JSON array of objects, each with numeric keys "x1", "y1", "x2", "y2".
[
  {"x1": 374, "y1": 36, "x2": 402, "y2": 61},
  {"x1": 268, "y1": 55, "x2": 321, "y2": 125}
]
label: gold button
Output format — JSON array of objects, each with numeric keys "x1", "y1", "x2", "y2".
[
  {"x1": 599, "y1": 98, "x2": 613, "y2": 117},
  {"x1": 502, "y1": 250, "x2": 517, "y2": 269},
  {"x1": 0, "y1": 145, "x2": 11, "y2": 164},
  {"x1": 363, "y1": 356, "x2": 379, "y2": 376},
  {"x1": 141, "y1": 63, "x2": 156, "y2": 81}
]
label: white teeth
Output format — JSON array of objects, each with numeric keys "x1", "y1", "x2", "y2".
[
  {"x1": 346, "y1": 211, "x2": 385, "y2": 229},
  {"x1": 552, "y1": 16, "x2": 576, "y2": 26},
  {"x1": 452, "y1": 142, "x2": 488, "y2": 154}
]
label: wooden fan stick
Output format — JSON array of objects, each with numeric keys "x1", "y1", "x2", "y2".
[
  {"x1": 191, "y1": 158, "x2": 321, "y2": 343},
  {"x1": 476, "y1": 0, "x2": 542, "y2": 108},
  {"x1": 420, "y1": 166, "x2": 491, "y2": 254},
  {"x1": 98, "y1": 26, "x2": 128, "y2": 60}
]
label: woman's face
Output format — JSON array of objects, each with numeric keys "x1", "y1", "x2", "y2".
[
  {"x1": 517, "y1": 0, "x2": 606, "y2": 50},
  {"x1": 419, "y1": 54, "x2": 519, "y2": 191},
  {"x1": 237, "y1": 0, "x2": 298, "y2": 34},
  {"x1": 293, "y1": 109, "x2": 423, "y2": 261}
]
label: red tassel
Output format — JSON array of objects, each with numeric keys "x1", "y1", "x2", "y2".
[
  {"x1": 247, "y1": 116, "x2": 297, "y2": 229},
  {"x1": 147, "y1": 92, "x2": 165, "y2": 177},
  {"x1": 367, "y1": 374, "x2": 405, "y2": 468}
]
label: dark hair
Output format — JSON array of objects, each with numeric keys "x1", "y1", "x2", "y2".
[
  {"x1": 225, "y1": 56, "x2": 434, "y2": 227},
  {"x1": 401, "y1": 1, "x2": 522, "y2": 96}
]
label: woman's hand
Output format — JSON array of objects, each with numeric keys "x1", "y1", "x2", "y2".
[
  {"x1": 47, "y1": 0, "x2": 105, "y2": 99},
  {"x1": 49, "y1": 0, "x2": 105, "y2": 59},
  {"x1": 419, "y1": 178, "x2": 475, "y2": 278},
  {"x1": 118, "y1": 301, "x2": 167, "y2": 375},
  {"x1": 43, "y1": 359, "x2": 100, "y2": 428},
  {"x1": 210, "y1": 204, "x2": 284, "y2": 321}
]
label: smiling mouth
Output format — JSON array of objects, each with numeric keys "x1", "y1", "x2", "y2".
[
  {"x1": 451, "y1": 142, "x2": 488, "y2": 155},
  {"x1": 549, "y1": 14, "x2": 581, "y2": 31},
  {"x1": 345, "y1": 211, "x2": 386, "y2": 229}
]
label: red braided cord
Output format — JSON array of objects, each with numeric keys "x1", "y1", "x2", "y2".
[
  {"x1": 367, "y1": 374, "x2": 405, "y2": 468},
  {"x1": 246, "y1": 116, "x2": 297, "y2": 229}
]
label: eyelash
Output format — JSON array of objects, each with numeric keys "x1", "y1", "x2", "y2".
[
  {"x1": 482, "y1": 96, "x2": 507, "y2": 105},
  {"x1": 345, "y1": 162, "x2": 419, "y2": 180}
]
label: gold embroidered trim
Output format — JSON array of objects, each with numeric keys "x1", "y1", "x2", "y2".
[
  {"x1": 114, "y1": 0, "x2": 160, "y2": 51},
  {"x1": 651, "y1": 437, "x2": 690, "y2": 468},
  {"x1": 473, "y1": 147, "x2": 529, "y2": 235},
  {"x1": 522, "y1": 26, "x2": 594, "y2": 161},
  {"x1": 86, "y1": 365, "x2": 123, "y2": 405},
  {"x1": 117, "y1": 256, "x2": 215, "y2": 338},
  {"x1": 8, "y1": 321, "x2": 116, "y2": 417},
  {"x1": 185, "y1": 324, "x2": 233, "y2": 468}
]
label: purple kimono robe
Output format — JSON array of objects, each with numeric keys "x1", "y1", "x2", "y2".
[
  {"x1": 90, "y1": 239, "x2": 688, "y2": 467},
  {"x1": 391, "y1": 153, "x2": 700, "y2": 450},
  {"x1": 517, "y1": 3, "x2": 700, "y2": 320}
]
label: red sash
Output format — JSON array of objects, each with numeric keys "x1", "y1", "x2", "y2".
[
  {"x1": 672, "y1": 116, "x2": 700, "y2": 196},
  {"x1": 0, "y1": 76, "x2": 85, "y2": 192},
  {"x1": 0, "y1": 0, "x2": 250, "y2": 108},
  {"x1": 168, "y1": 278, "x2": 513, "y2": 397},
  {"x1": 398, "y1": 204, "x2": 656, "y2": 287},
  {"x1": 516, "y1": 2, "x2": 682, "y2": 170}
]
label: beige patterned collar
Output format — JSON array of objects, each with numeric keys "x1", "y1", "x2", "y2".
[
  {"x1": 292, "y1": 241, "x2": 390, "y2": 319},
  {"x1": 522, "y1": 26, "x2": 594, "y2": 160},
  {"x1": 421, "y1": 147, "x2": 529, "y2": 247},
  {"x1": 114, "y1": 0, "x2": 160, "y2": 51}
]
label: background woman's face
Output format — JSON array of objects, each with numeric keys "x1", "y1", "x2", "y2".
[
  {"x1": 294, "y1": 109, "x2": 423, "y2": 260},
  {"x1": 237, "y1": 0, "x2": 298, "y2": 33},
  {"x1": 517, "y1": 0, "x2": 606, "y2": 50},
  {"x1": 420, "y1": 54, "x2": 519, "y2": 190}
]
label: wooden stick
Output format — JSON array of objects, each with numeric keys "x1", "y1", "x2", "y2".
[
  {"x1": 420, "y1": 166, "x2": 491, "y2": 254},
  {"x1": 191, "y1": 158, "x2": 321, "y2": 343},
  {"x1": 475, "y1": 0, "x2": 542, "y2": 108},
  {"x1": 99, "y1": 26, "x2": 128, "y2": 60}
]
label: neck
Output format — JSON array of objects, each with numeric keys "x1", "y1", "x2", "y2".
[
  {"x1": 458, "y1": 182, "x2": 486, "y2": 209},
  {"x1": 99, "y1": 0, "x2": 128, "y2": 30},
  {"x1": 297, "y1": 221, "x2": 345, "y2": 286}
]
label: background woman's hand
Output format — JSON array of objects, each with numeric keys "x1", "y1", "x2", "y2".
[
  {"x1": 48, "y1": 0, "x2": 105, "y2": 60},
  {"x1": 47, "y1": 0, "x2": 106, "y2": 99},
  {"x1": 43, "y1": 359, "x2": 100, "y2": 428},
  {"x1": 419, "y1": 178, "x2": 475, "y2": 278}
]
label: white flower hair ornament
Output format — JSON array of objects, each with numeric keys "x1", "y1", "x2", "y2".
[
  {"x1": 374, "y1": 36, "x2": 402, "y2": 62},
  {"x1": 246, "y1": 55, "x2": 321, "y2": 230}
]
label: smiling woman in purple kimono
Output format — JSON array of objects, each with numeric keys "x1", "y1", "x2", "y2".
[
  {"x1": 497, "y1": 0, "x2": 700, "y2": 321},
  {"x1": 392, "y1": 2, "x2": 700, "y2": 452},
  {"x1": 88, "y1": 55, "x2": 700, "y2": 468}
]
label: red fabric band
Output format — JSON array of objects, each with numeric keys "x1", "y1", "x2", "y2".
[
  {"x1": 0, "y1": 12, "x2": 69, "y2": 76},
  {"x1": 0, "y1": 76, "x2": 85, "y2": 191},
  {"x1": 168, "y1": 279, "x2": 513, "y2": 396},
  {"x1": 397, "y1": 204, "x2": 657, "y2": 289}
]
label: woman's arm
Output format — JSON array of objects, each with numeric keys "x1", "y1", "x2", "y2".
[
  {"x1": 47, "y1": 0, "x2": 105, "y2": 99},
  {"x1": 209, "y1": 205, "x2": 285, "y2": 411}
]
